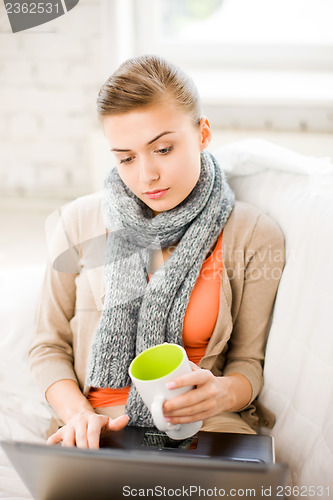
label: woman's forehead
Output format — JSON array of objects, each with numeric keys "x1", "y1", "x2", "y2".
[{"x1": 102, "y1": 104, "x2": 194, "y2": 148}]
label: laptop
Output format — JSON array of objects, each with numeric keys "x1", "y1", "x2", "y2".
[{"x1": 1, "y1": 427, "x2": 288, "y2": 500}]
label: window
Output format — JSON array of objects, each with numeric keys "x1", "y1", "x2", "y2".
[
  {"x1": 101, "y1": 0, "x2": 333, "y2": 131},
  {"x1": 135, "y1": 0, "x2": 333, "y2": 70}
]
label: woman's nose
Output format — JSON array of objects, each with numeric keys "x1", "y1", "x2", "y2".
[{"x1": 138, "y1": 157, "x2": 160, "y2": 184}]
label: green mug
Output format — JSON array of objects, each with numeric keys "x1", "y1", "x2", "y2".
[{"x1": 129, "y1": 343, "x2": 202, "y2": 440}]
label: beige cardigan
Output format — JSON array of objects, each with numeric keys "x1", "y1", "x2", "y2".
[{"x1": 29, "y1": 192, "x2": 285, "y2": 429}]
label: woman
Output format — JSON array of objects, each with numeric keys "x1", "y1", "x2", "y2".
[{"x1": 29, "y1": 55, "x2": 284, "y2": 449}]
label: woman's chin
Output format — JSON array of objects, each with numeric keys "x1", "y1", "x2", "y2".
[{"x1": 144, "y1": 198, "x2": 177, "y2": 216}]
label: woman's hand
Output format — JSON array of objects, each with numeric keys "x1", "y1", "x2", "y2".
[
  {"x1": 46, "y1": 411, "x2": 129, "y2": 449},
  {"x1": 162, "y1": 363, "x2": 252, "y2": 424}
]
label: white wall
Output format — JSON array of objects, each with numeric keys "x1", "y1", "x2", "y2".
[
  {"x1": 1, "y1": 0, "x2": 332, "y2": 201},
  {"x1": 0, "y1": 0, "x2": 104, "y2": 199}
]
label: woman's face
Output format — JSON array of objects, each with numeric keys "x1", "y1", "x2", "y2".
[{"x1": 102, "y1": 100, "x2": 212, "y2": 216}]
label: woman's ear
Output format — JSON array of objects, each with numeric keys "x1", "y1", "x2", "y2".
[{"x1": 198, "y1": 116, "x2": 212, "y2": 151}]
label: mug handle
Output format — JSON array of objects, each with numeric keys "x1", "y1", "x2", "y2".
[{"x1": 151, "y1": 395, "x2": 181, "y2": 432}]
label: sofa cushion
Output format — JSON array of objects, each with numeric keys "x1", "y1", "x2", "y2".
[{"x1": 215, "y1": 139, "x2": 333, "y2": 489}]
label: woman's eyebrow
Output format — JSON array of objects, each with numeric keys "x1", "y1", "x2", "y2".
[
  {"x1": 111, "y1": 131, "x2": 175, "y2": 152},
  {"x1": 147, "y1": 130, "x2": 175, "y2": 145}
]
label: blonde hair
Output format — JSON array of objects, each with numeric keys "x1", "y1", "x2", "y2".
[{"x1": 97, "y1": 55, "x2": 202, "y2": 125}]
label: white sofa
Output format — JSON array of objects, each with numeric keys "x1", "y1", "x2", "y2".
[
  {"x1": 215, "y1": 139, "x2": 333, "y2": 496},
  {"x1": 1, "y1": 139, "x2": 333, "y2": 498}
]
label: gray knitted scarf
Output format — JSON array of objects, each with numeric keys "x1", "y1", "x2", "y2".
[{"x1": 86, "y1": 150, "x2": 235, "y2": 426}]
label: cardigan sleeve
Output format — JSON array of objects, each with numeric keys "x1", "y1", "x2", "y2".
[
  {"x1": 222, "y1": 211, "x2": 285, "y2": 406},
  {"x1": 28, "y1": 202, "x2": 81, "y2": 399}
]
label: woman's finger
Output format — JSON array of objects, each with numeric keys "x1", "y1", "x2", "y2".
[
  {"x1": 189, "y1": 361, "x2": 201, "y2": 371},
  {"x1": 166, "y1": 394, "x2": 217, "y2": 417},
  {"x1": 46, "y1": 428, "x2": 64, "y2": 445},
  {"x1": 166, "y1": 408, "x2": 213, "y2": 424},
  {"x1": 166, "y1": 368, "x2": 212, "y2": 391},
  {"x1": 74, "y1": 420, "x2": 89, "y2": 448},
  {"x1": 87, "y1": 417, "x2": 105, "y2": 449},
  {"x1": 164, "y1": 379, "x2": 216, "y2": 412},
  {"x1": 106, "y1": 414, "x2": 129, "y2": 432},
  {"x1": 61, "y1": 425, "x2": 76, "y2": 448},
  {"x1": 164, "y1": 387, "x2": 217, "y2": 418}
]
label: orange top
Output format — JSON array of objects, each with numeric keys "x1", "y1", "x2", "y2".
[
  {"x1": 88, "y1": 386, "x2": 131, "y2": 408},
  {"x1": 87, "y1": 231, "x2": 223, "y2": 408},
  {"x1": 182, "y1": 230, "x2": 223, "y2": 365}
]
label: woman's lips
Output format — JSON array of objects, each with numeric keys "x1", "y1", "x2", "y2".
[{"x1": 144, "y1": 188, "x2": 169, "y2": 199}]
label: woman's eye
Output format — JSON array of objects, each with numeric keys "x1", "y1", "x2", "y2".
[
  {"x1": 156, "y1": 146, "x2": 173, "y2": 155},
  {"x1": 119, "y1": 156, "x2": 134, "y2": 164}
]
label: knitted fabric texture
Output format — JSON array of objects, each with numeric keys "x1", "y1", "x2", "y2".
[{"x1": 86, "y1": 150, "x2": 235, "y2": 426}]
